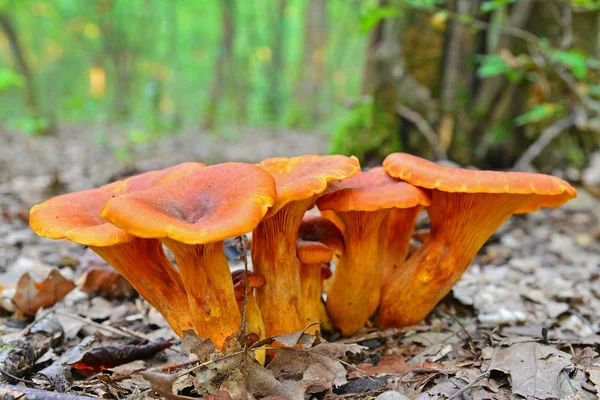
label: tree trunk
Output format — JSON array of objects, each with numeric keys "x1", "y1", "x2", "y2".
[
  {"x1": 0, "y1": 13, "x2": 42, "y2": 119},
  {"x1": 202, "y1": 0, "x2": 235, "y2": 130},
  {"x1": 438, "y1": 0, "x2": 469, "y2": 151},
  {"x1": 265, "y1": 0, "x2": 287, "y2": 121},
  {"x1": 361, "y1": 1, "x2": 387, "y2": 95},
  {"x1": 296, "y1": 0, "x2": 327, "y2": 120}
]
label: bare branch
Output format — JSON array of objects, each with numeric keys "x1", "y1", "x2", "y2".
[
  {"x1": 397, "y1": 105, "x2": 448, "y2": 160},
  {"x1": 513, "y1": 113, "x2": 577, "y2": 170}
]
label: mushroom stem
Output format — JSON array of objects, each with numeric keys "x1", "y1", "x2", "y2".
[
  {"x1": 252, "y1": 200, "x2": 312, "y2": 336},
  {"x1": 299, "y1": 262, "x2": 325, "y2": 333},
  {"x1": 378, "y1": 191, "x2": 536, "y2": 327},
  {"x1": 382, "y1": 206, "x2": 423, "y2": 282},
  {"x1": 162, "y1": 239, "x2": 241, "y2": 349},
  {"x1": 326, "y1": 210, "x2": 390, "y2": 335},
  {"x1": 91, "y1": 238, "x2": 192, "y2": 336}
]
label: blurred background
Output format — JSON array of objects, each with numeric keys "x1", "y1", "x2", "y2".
[{"x1": 1, "y1": 0, "x2": 600, "y2": 175}]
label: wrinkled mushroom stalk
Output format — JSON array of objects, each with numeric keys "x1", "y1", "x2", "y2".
[
  {"x1": 299, "y1": 262, "x2": 325, "y2": 334},
  {"x1": 91, "y1": 238, "x2": 193, "y2": 336},
  {"x1": 382, "y1": 206, "x2": 423, "y2": 282},
  {"x1": 379, "y1": 191, "x2": 541, "y2": 327},
  {"x1": 252, "y1": 199, "x2": 314, "y2": 335},
  {"x1": 162, "y1": 238, "x2": 241, "y2": 349},
  {"x1": 327, "y1": 210, "x2": 390, "y2": 335}
]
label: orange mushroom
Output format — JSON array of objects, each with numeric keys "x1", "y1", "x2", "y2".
[
  {"x1": 381, "y1": 206, "x2": 425, "y2": 282},
  {"x1": 29, "y1": 163, "x2": 204, "y2": 336},
  {"x1": 316, "y1": 167, "x2": 431, "y2": 335},
  {"x1": 378, "y1": 153, "x2": 578, "y2": 327},
  {"x1": 253, "y1": 155, "x2": 360, "y2": 336},
  {"x1": 232, "y1": 270, "x2": 267, "y2": 341},
  {"x1": 296, "y1": 216, "x2": 344, "y2": 332},
  {"x1": 101, "y1": 163, "x2": 276, "y2": 349}
]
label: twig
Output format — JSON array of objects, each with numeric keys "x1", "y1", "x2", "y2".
[
  {"x1": 0, "y1": 384, "x2": 96, "y2": 399},
  {"x1": 54, "y1": 311, "x2": 141, "y2": 339},
  {"x1": 513, "y1": 113, "x2": 577, "y2": 170},
  {"x1": 447, "y1": 371, "x2": 490, "y2": 400},
  {"x1": 445, "y1": 313, "x2": 473, "y2": 342},
  {"x1": 236, "y1": 234, "x2": 250, "y2": 353},
  {"x1": 19, "y1": 306, "x2": 56, "y2": 337},
  {"x1": 0, "y1": 365, "x2": 36, "y2": 385},
  {"x1": 396, "y1": 105, "x2": 448, "y2": 160}
]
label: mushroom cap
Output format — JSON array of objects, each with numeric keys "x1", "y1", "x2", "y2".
[
  {"x1": 101, "y1": 162, "x2": 276, "y2": 245},
  {"x1": 317, "y1": 167, "x2": 432, "y2": 212},
  {"x1": 296, "y1": 239, "x2": 334, "y2": 264},
  {"x1": 383, "y1": 153, "x2": 577, "y2": 212},
  {"x1": 298, "y1": 215, "x2": 344, "y2": 254},
  {"x1": 29, "y1": 162, "x2": 205, "y2": 247},
  {"x1": 258, "y1": 155, "x2": 360, "y2": 217}
]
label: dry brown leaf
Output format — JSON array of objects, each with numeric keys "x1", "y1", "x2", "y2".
[
  {"x1": 490, "y1": 342, "x2": 573, "y2": 399},
  {"x1": 141, "y1": 371, "x2": 203, "y2": 400},
  {"x1": 78, "y1": 249, "x2": 136, "y2": 299},
  {"x1": 12, "y1": 268, "x2": 75, "y2": 315},
  {"x1": 181, "y1": 330, "x2": 216, "y2": 362},
  {"x1": 350, "y1": 355, "x2": 443, "y2": 379}
]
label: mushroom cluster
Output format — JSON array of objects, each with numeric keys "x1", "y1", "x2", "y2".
[{"x1": 29, "y1": 153, "x2": 577, "y2": 347}]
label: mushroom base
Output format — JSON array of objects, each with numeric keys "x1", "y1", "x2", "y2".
[
  {"x1": 326, "y1": 209, "x2": 390, "y2": 336},
  {"x1": 163, "y1": 239, "x2": 241, "y2": 349},
  {"x1": 378, "y1": 191, "x2": 538, "y2": 327},
  {"x1": 91, "y1": 239, "x2": 192, "y2": 336}
]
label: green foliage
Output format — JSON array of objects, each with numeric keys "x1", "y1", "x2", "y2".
[
  {"x1": 514, "y1": 104, "x2": 560, "y2": 126},
  {"x1": 6, "y1": 116, "x2": 50, "y2": 136},
  {"x1": 359, "y1": 6, "x2": 399, "y2": 33},
  {"x1": 479, "y1": 0, "x2": 517, "y2": 13},
  {"x1": 571, "y1": 0, "x2": 600, "y2": 10},
  {"x1": 0, "y1": 68, "x2": 24, "y2": 91},
  {"x1": 0, "y1": 0, "x2": 366, "y2": 133},
  {"x1": 550, "y1": 49, "x2": 589, "y2": 80},
  {"x1": 329, "y1": 102, "x2": 401, "y2": 162},
  {"x1": 476, "y1": 54, "x2": 522, "y2": 82}
]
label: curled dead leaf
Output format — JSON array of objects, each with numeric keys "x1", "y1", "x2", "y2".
[
  {"x1": 12, "y1": 268, "x2": 75, "y2": 316},
  {"x1": 78, "y1": 249, "x2": 136, "y2": 299}
]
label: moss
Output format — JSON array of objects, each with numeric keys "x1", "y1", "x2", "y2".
[{"x1": 329, "y1": 101, "x2": 401, "y2": 163}]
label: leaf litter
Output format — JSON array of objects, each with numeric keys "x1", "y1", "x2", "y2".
[{"x1": 1, "y1": 127, "x2": 600, "y2": 398}]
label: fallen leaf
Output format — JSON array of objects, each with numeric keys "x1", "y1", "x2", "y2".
[
  {"x1": 71, "y1": 338, "x2": 172, "y2": 373},
  {"x1": 490, "y1": 342, "x2": 573, "y2": 399},
  {"x1": 266, "y1": 341, "x2": 364, "y2": 391},
  {"x1": 12, "y1": 269, "x2": 75, "y2": 315},
  {"x1": 350, "y1": 355, "x2": 443, "y2": 379},
  {"x1": 181, "y1": 330, "x2": 216, "y2": 361},
  {"x1": 270, "y1": 323, "x2": 318, "y2": 348},
  {"x1": 38, "y1": 336, "x2": 95, "y2": 391},
  {"x1": 78, "y1": 249, "x2": 136, "y2": 299},
  {"x1": 142, "y1": 371, "x2": 202, "y2": 400}
]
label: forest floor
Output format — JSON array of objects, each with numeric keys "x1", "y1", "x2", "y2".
[{"x1": 0, "y1": 125, "x2": 599, "y2": 400}]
